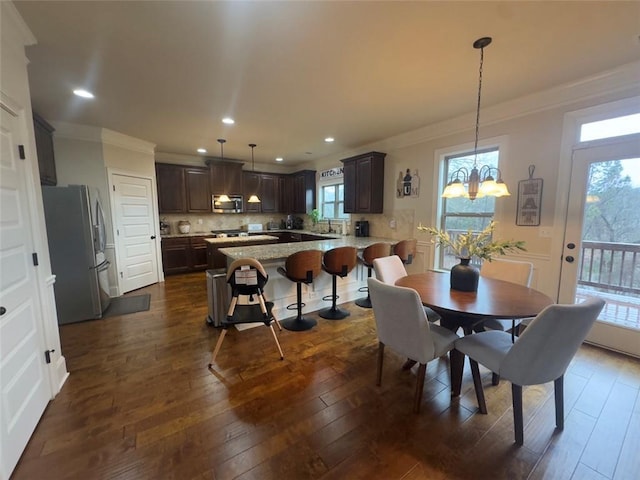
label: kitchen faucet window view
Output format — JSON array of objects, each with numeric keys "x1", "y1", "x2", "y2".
[{"x1": 2, "y1": 2, "x2": 640, "y2": 479}]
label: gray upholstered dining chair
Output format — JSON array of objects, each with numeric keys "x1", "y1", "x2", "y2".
[
  {"x1": 367, "y1": 278, "x2": 459, "y2": 413},
  {"x1": 372, "y1": 255, "x2": 440, "y2": 323},
  {"x1": 452, "y1": 297, "x2": 605, "y2": 445}
]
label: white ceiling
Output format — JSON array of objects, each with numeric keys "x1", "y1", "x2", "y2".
[{"x1": 14, "y1": 1, "x2": 640, "y2": 166}]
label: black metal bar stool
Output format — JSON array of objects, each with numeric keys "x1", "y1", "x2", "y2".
[
  {"x1": 355, "y1": 242, "x2": 392, "y2": 308},
  {"x1": 393, "y1": 239, "x2": 417, "y2": 265},
  {"x1": 319, "y1": 246, "x2": 358, "y2": 320},
  {"x1": 208, "y1": 257, "x2": 283, "y2": 366},
  {"x1": 277, "y1": 250, "x2": 323, "y2": 331}
]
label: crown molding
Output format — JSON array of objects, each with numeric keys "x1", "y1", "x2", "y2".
[
  {"x1": 52, "y1": 122, "x2": 155, "y2": 154},
  {"x1": 364, "y1": 60, "x2": 640, "y2": 153},
  {"x1": 2, "y1": 2, "x2": 37, "y2": 47}
]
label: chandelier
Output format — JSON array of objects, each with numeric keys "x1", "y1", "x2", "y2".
[
  {"x1": 442, "y1": 37, "x2": 510, "y2": 201},
  {"x1": 247, "y1": 143, "x2": 261, "y2": 203}
]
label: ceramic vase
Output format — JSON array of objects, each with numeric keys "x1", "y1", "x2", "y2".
[{"x1": 450, "y1": 258, "x2": 479, "y2": 292}]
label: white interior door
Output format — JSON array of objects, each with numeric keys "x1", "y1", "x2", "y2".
[
  {"x1": 112, "y1": 174, "x2": 159, "y2": 293},
  {"x1": 559, "y1": 134, "x2": 640, "y2": 357},
  {"x1": 0, "y1": 106, "x2": 50, "y2": 478}
]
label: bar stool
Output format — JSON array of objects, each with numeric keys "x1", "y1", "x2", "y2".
[
  {"x1": 393, "y1": 239, "x2": 417, "y2": 265},
  {"x1": 209, "y1": 258, "x2": 283, "y2": 366},
  {"x1": 355, "y1": 242, "x2": 392, "y2": 308},
  {"x1": 319, "y1": 246, "x2": 358, "y2": 320},
  {"x1": 277, "y1": 250, "x2": 323, "y2": 331}
]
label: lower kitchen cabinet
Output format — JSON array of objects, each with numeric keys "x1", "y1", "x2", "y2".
[{"x1": 161, "y1": 236, "x2": 212, "y2": 275}]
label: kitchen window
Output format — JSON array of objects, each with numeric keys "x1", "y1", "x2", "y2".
[
  {"x1": 320, "y1": 183, "x2": 349, "y2": 220},
  {"x1": 437, "y1": 146, "x2": 499, "y2": 270}
]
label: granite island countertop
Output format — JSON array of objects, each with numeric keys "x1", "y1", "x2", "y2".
[
  {"x1": 218, "y1": 236, "x2": 397, "y2": 262},
  {"x1": 204, "y1": 235, "x2": 279, "y2": 244}
]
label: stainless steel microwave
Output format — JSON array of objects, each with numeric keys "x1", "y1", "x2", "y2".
[{"x1": 212, "y1": 194, "x2": 243, "y2": 213}]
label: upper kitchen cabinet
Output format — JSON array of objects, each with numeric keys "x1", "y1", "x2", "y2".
[
  {"x1": 243, "y1": 172, "x2": 280, "y2": 214},
  {"x1": 342, "y1": 152, "x2": 385, "y2": 213},
  {"x1": 33, "y1": 112, "x2": 57, "y2": 186},
  {"x1": 184, "y1": 167, "x2": 211, "y2": 213},
  {"x1": 156, "y1": 163, "x2": 186, "y2": 213},
  {"x1": 291, "y1": 170, "x2": 316, "y2": 214},
  {"x1": 208, "y1": 160, "x2": 243, "y2": 196}
]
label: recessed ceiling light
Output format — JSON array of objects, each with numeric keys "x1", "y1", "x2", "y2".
[
  {"x1": 73, "y1": 89, "x2": 94, "y2": 99},
  {"x1": 324, "y1": 137, "x2": 334, "y2": 143},
  {"x1": 222, "y1": 117, "x2": 235, "y2": 125},
  {"x1": 275, "y1": 157, "x2": 283, "y2": 162},
  {"x1": 197, "y1": 148, "x2": 207, "y2": 154}
]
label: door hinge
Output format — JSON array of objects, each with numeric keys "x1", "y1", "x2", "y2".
[
  {"x1": 18, "y1": 145, "x2": 26, "y2": 160},
  {"x1": 112, "y1": 185, "x2": 115, "y2": 191},
  {"x1": 44, "y1": 349, "x2": 55, "y2": 364},
  {"x1": 32, "y1": 252, "x2": 39, "y2": 266},
  {"x1": 120, "y1": 272, "x2": 123, "y2": 278}
]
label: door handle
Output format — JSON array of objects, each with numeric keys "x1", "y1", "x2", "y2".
[
  {"x1": 567, "y1": 243, "x2": 576, "y2": 249},
  {"x1": 0, "y1": 306, "x2": 6, "y2": 315},
  {"x1": 151, "y1": 235, "x2": 156, "y2": 240},
  {"x1": 565, "y1": 255, "x2": 575, "y2": 263}
]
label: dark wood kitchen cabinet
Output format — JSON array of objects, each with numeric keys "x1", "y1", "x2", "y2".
[
  {"x1": 185, "y1": 167, "x2": 211, "y2": 212},
  {"x1": 33, "y1": 112, "x2": 57, "y2": 186},
  {"x1": 156, "y1": 164, "x2": 186, "y2": 213},
  {"x1": 278, "y1": 175, "x2": 293, "y2": 212},
  {"x1": 208, "y1": 161, "x2": 243, "y2": 195},
  {"x1": 243, "y1": 172, "x2": 280, "y2": 214},
  {"x1": 342, "y1": 152, "x2": 385, "y2": 213},
  {"x1": 291, "y1": 170, "x2": 316, "y2": 214},
  {"x1": 161, "y1": 237, "x2": 190, "y2": 275},
  {"x1": 161, "y1": 235, "x2": 212, "y2": 275}
]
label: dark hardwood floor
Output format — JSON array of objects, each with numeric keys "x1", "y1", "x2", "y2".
[{"x1": 13, "y1": 272, "x2": 640, "y2": 479}]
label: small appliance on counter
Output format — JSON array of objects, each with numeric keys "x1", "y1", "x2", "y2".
[
  {"x1": 355, "y1": 220, "x2": 370, "y2": 237},
  {"x1": 160, "y1": 218, "x2": 170, "y2": 235},
  {"x1": 247, "y1": 223, "x2": 263, "y2": 232}
]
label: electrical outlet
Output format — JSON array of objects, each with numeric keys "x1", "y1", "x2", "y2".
[
  {"x1": 389, "y1": 218, "x2": 397, "y2": 229},
  {"x1": 197, "y1": 218, "x2": 203, "y2": 225}
]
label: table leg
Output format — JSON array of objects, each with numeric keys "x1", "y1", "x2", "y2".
[{"x1": 450, "y1": 349, "x2": 465, "y2": 397}]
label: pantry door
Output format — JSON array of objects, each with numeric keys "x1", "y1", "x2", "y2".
[
  {"x1": 559, "y1": 134, "x2": 640, "y2": 357},
  {"x1": 111, "y1": 173, "x2": 159, "y2": 293}
]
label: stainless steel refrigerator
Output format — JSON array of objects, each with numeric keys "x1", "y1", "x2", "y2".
[{"x1": 42, "y1": 185, "x2": 111, "y2": 324}]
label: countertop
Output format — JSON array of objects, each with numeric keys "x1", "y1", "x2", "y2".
[
  {"x1": 204, "y1": 235, "x2": 279, "y2": 244},
  {"x1": 160, "y1": 229, "x2": 337, "y2": 240},
  {"x1": 218, "y1": 235, "x2": 397, "y2": 262}
]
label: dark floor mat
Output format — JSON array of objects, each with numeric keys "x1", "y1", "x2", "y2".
[{"x1": 102, "y1": 294, "x2": 150, "y2": 318}]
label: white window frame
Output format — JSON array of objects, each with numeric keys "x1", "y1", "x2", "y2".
[
  {"x1": 319, "y1": 182, "x2": 348, "y2": 220},
  {"x1": 431, "y1": 135, "x2": 509, "y2": 270}
]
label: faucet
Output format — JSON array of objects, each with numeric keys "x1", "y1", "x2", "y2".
[{"x1": 327, "y1": 219, "x2": 334, "y2": 233}]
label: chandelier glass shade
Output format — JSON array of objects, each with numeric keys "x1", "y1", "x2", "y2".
[
  {"x1": 216, "y1": 139, "x2": 231, "y2": 202},
  {"x1": 442, "y1": 37, "x2": 510, "y2": 201},
  {"x1": 247, "y1": 143, "x2": 261, "y2": 203}
]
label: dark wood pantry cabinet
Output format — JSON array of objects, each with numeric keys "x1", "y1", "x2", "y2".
[
  {"x1": 341, "y1": 151, "x2": 385, "y2": 214},
  {"x1": 33, "y1": 112, "x2": 57, "y2": 186}
]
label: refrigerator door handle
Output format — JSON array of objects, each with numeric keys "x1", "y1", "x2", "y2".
[{"x1": 91, "y1": 260, "x2": 110, "y2": 271}]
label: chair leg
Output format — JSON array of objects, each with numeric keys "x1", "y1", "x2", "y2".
[
  {"x1": 414, "y1": 363, "x2": 427, "y2": 414},
  {"x1": 319, "y1": 275, "x2": 350, "y2": 320},
  {"x1": 281, "y1": 282, "x2": 317, "y2": 331},
  {"x1": 268, "y1": 324, "x2": 284, "y2": 360},
  {"x1": 209, "y1": 329, "x2": 227, "y2": 366},
  {"x1": 376, "y1": 342, "x2": 385, "y2": 386},
  {"x1": 492, "y1": 372, "x2": 501, "y2": 386},
  {"x1": 257, "y1": 292, "x2": 281, "y2": 331},
  {"x1": 554, "y1": 375, "x2": 564, "y2": 430},
  {"x1": 470, "y1": 359, "x2": 487, "y2": 414},
  {"x1": 512, "y1": 383, "x2": 524, "y2": 446},
  {"x1": 450, "y1": 349, "x2": 465, "y2": 397}
]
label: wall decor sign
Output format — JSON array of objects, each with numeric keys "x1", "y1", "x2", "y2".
[
  {"x1": 516, "y1": 165, "x2": 543, "y2": 226},
  {"x1": 320, "y1": 167, "x2": 343, "y2": 179},
  {"x1": 396, "y1": 169, "x2": 420, "y2": 198}
]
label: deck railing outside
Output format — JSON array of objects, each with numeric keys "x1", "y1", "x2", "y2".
[{"x1": 579, "y1": 241, "x2": 640, "y2": 295}]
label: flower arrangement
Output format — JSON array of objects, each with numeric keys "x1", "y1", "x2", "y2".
[{"x1": 417, "y1": 220, "x2": 526, "y2": 261}]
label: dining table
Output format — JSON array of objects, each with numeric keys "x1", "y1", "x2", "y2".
[{"x1": 395, "y1": 271, "x2": 554, "y2": 396}]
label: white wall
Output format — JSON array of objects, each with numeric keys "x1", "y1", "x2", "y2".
[{"x1": 303, "y1": 62, "x2": 640, "y2": 298}]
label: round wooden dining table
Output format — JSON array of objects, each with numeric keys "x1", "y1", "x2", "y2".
[
  {"x1": 396, "y1": 271, "x2": 554, "y2": 395},
  {"x1": 395, "y1": 271, "x2": 554, "y2": 335}
]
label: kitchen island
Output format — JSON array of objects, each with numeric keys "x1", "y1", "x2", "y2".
[{"x1": 218, "y1": 235, "x2": 397, "y2": 324}]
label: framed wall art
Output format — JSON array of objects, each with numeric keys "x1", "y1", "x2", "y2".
[{"x1": 516, "y1": 165, "x2": 543, "y2": 226}]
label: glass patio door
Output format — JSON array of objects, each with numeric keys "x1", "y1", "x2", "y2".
[{"x1": 559, "y1": 134, "x2": 640, "y2": 357}]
